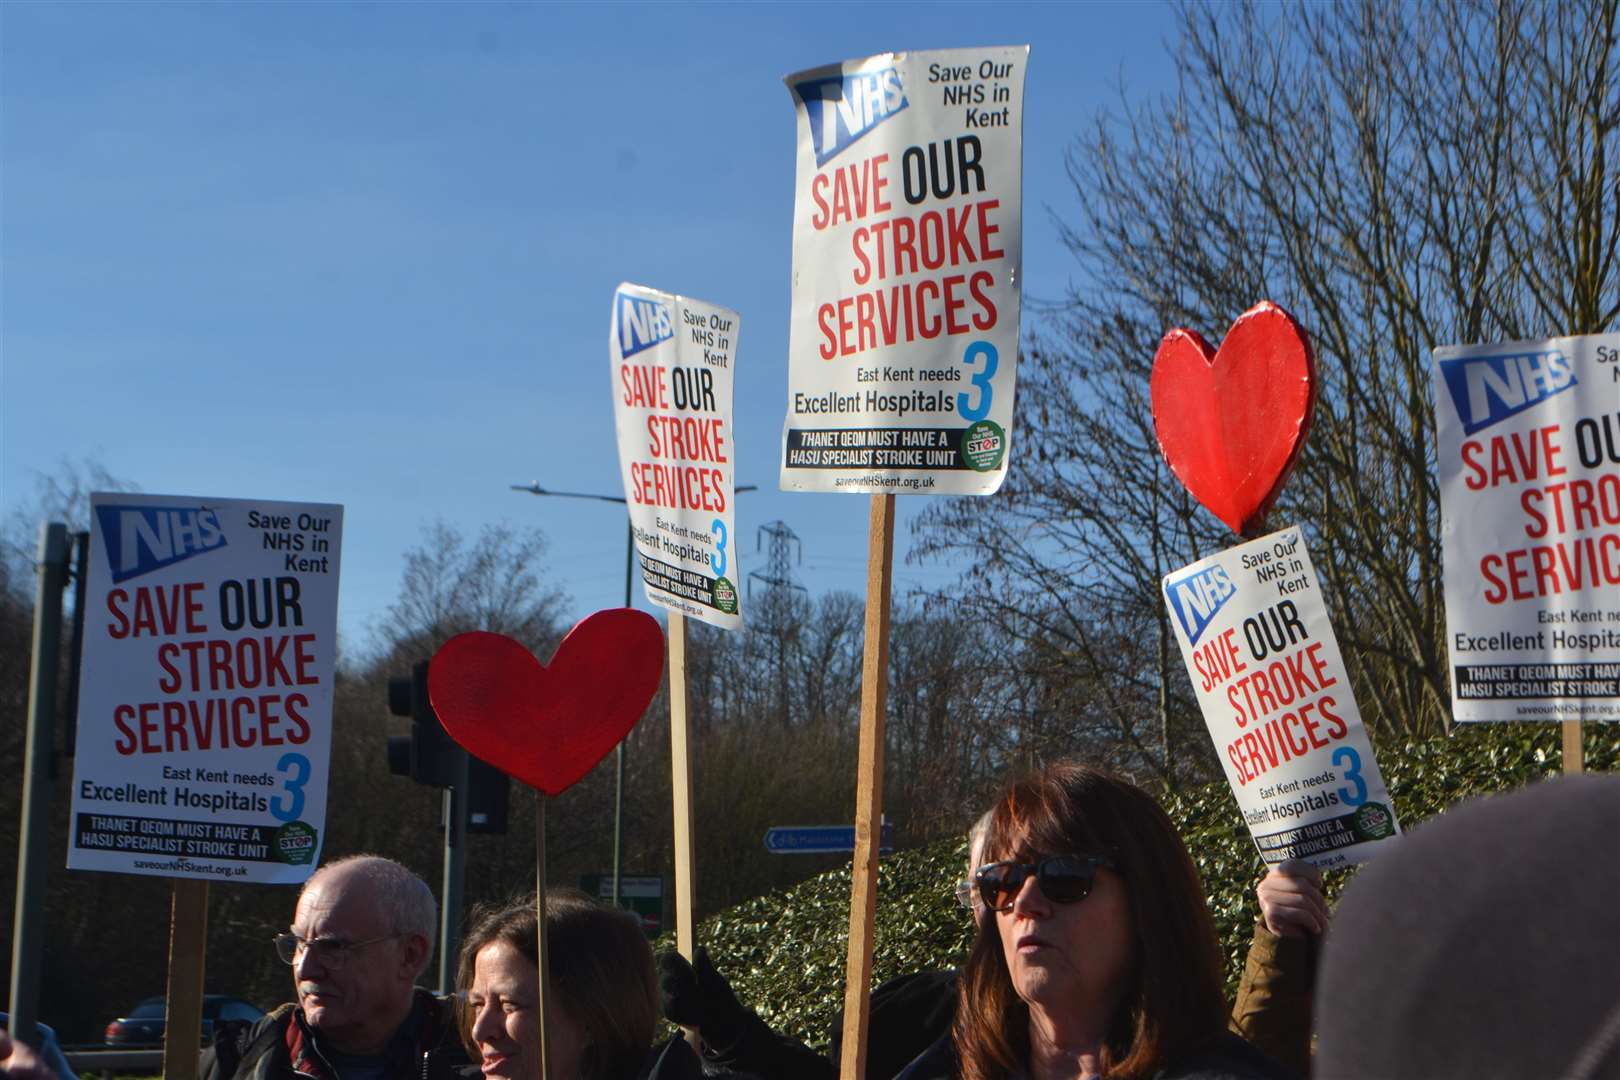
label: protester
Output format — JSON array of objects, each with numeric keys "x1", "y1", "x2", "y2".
[
  {"x1": 1228, "y1": 861, "x2": 1324, "y2": 1078},
  {"x1": 0, "y1": 1033, "x2": 59, "y2": 1080},
  {"x1": 0, "y1": 1018, "x2": 74, "y2": 1080},
  {"x1": 459, "y1": 889, "x2": 756, "y2": 1080},
  {"x1": 201, "y1": 854, "x2": 467, "y2": 1080},
  {"x1": 663, "y1": 796, "x2": 1318, "y2": 1079},
  {"x1": 658, "y1": 816, "x2": 994, "y2": 1079},
  {"x1": 1314, "y1": 773, "x2": 1620, "y2": 1080},
  {"x1": 923, "y1": 762, "x2": 1294, "y2": 1080}
]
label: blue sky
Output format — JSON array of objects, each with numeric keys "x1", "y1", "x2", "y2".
[{"x1": 2, "y1": 1, "x2": 1181, "y2": 653}]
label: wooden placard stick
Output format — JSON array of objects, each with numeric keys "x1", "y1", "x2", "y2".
[
  {"x1": 668, "y1": 611, "x2": 698, "y2": 960},
  {"x1": 1563, "y1": 721, "x2": 1584, "y2": 774},
  {"x1": 535, "y1": 792, "x2": 552, "y2": 1080},
  {"x1": 838, "y1": 493, "x2": 897, "y2": 1080},
  {"x1": 667, "y1": 611, "x2": 702, "y2": 1050},
  {"x1": 162, "y1": 879, "x2": 208, "y2": 1080}
]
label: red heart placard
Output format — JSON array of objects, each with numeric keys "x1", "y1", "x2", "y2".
[
  {"x1": 427, "y1": 609, "x2": 664, "y2": 796},
  {"x1": 1150, "y1": 301, "x2": 1317, "y2": 536}
]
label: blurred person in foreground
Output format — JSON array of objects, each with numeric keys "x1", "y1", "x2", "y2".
[
  {"x1": 1314, "y1": 773, "x2": 1620, "y2": 1080},
  {"x1": 0, "y1": 1017, "x2": 75, "y2": 1080},
  {"x1": 459, "y1": 888, "x2": 757, "y2": 1080},
  {"x1": 0, "y1": 1033, "x2": 59, "y2": 1080},
  {"x1": 203, "y1": 854, "x2": 468, "y2": 1080}
]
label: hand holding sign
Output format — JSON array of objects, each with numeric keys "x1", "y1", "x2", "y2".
[
  {"x1": 1151, "y1": 301, "x2": 1317, "y2": 536},
  {"x1": 1256, "y1": 859, "x2": 1329, "y2": 938}
]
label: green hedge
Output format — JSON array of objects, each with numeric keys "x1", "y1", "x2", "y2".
[{"x1": 666, "y1": 724, "x2": 1617, "y2": 1050}]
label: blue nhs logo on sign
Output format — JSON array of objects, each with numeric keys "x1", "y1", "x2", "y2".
[
  {"x1": 1438, "y1": 349, "x2": 1576, "y2": 436},
  {"x1": 1165, "y1": 564, "x2": 1237, "y2": 647},
  {"x1": 616, "y1": 292, "x2": 674, "y2": 359},
  {"x1": 96, "y1": 503, "x2": 227, "y2": 583},
  {"x1": 793, "y1": 67, "x2": 908, "y2": 167}
]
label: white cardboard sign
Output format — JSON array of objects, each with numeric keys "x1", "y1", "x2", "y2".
[
  {"x1": 1432, "y1": 333, "x2": 1620, "y2": 722},
  {"x1": 611, "y1": 282, "x2": 743, "y2": 629},
  {"x1": 1163, "y1": 526, "x2": 1400, "y2": 869},
  {"x1": 68, "y1": 493, "x2": 342, "y2": 882},
  {"x1": 780, "y1": 46, "x2": 1027, "y2": 495}
]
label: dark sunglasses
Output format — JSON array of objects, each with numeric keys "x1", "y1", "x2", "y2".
[{"x1": 974, "y1": 854, "x2": 1117, "y2": 912}]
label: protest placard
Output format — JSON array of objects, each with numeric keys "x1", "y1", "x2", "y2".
[
  {"x1": 1163, "y1": 526, "x2": 1400, "y2": 870},
  {"x1": 1432, "y1": 333, "x2": 1620, "y2": 723},
  {"x1": 68, "y1": 494, "x2": 342, "y2": 883},
  {"x1": 611, "y1": 283, "x2": 743, "y2": 629},
  {"x1": 781, "y1": 46, "x2": 1027, "y2": 495},
  {"x1": 778, "y1": 48, "x2": 1027, "y2": 1077}
]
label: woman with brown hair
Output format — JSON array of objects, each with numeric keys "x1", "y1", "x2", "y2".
[
  {"x1": 936, "y1": 763, "x2": 1294, "y2": 1080},
  {"x1": 458, "y1": 888, "x2": 747, "y2": 1080}
]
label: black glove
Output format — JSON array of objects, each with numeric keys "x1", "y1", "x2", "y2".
[{"x1": 655, "y1": 946, "x2": 747, "y2": 1049}]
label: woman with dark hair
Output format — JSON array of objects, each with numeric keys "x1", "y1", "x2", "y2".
[
  {"x1": 458, "y1": 889, "x2": 749, "y2": 1080},
  {"x1": 941, "y1": 763, "x2": 1294, "y2": 1080}
]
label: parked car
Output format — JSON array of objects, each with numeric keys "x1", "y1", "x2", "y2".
[
  {"x1": 1, "y1": 1014, "x2": 79, "y2": 1080},
  {"x1": 103, "y1": 995, "x2": 264, "y2": 1047}
]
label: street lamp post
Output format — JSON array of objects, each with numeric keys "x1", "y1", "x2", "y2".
[{"x1": 510, "y1": 481, "x2": 755, "y2": 910}]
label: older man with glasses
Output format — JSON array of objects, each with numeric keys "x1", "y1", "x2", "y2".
[{"x1": 202, "y1": 855, "x2": 468, "y2": 1080}]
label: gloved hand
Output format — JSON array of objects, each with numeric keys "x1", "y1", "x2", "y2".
[{"x1": 655, "y1": 946, "x2": 747, "y2": 1049}]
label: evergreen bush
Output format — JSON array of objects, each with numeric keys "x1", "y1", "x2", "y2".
[{"x1": 666, "y1": 724, "x2": 1618, "y2": 1050}]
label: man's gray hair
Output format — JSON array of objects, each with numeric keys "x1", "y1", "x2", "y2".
[
  {"x1": 307, "y1": 854, "x2": 438, "y2": 967},
  {"x1": 967, "y1": 808, "x2": 994, "y2": 873}
]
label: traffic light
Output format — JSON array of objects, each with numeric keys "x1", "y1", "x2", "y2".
[
  {"x1": 386, "y1": 660, "x2": 457, "y2": 787},
  {"x1": 465, "y1": 757, "x2": 510, "y2": 835},
  {"x1": 386, "y1": 658, "x2": 509, "y2": 834}
]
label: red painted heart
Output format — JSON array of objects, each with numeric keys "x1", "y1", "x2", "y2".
[
  {"x1": 1150, "y1": 301, "x2": 1317, "y2": 536},
  {"x1": 427, "y1": 609, "x2": 664, "y2": 796}
]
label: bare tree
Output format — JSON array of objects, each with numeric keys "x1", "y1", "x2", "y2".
[
  {"x1": 2, "y1": 456, "x2": 137, "y2": 598},
  {"x1": 372, "y1": 519, "x2": 570, "y2": 661},
  {"x1": 918, "y1": 0, "x2": 1617, "y2": 748}
]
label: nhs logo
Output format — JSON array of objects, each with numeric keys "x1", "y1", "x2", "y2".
[
  {"x1": 1439, "y1": 349, "x2": 1577, "y2": 436},
  {"x1": 616, "y1": 292, "x2": 673, "y2": 359},
  {"x1": 793, "y1": 67, "x2": 908, "y2": 166},
  {"x1": 96, "y1": 504, "x2": 227, "y2": 583},
  {"x1": 1165, "y1": 564, "x2": 1237, "y2": 646}
]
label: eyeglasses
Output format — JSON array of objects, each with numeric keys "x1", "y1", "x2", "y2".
[
  {"x1": 954, "y1": 880, "x2": 976, "y2": 911},
  {"x1": 274, "y1": 931, "x2": 402, "y2": 967},
  {"x1": 974, "y1": 854, "x2": 1118, "y2": 913}
]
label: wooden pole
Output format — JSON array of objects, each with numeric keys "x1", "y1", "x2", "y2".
[
  {"x1": 1563, "y1": 721, "x2": 1584, "y2": 774},
  {"x1": 162, "y1": 879, "x2": 208, "y2": 1080},
  {"x1": 668, "y1": 612, "x2": 698, "y2": 960},
  {"x1": 668, "y1": 611, "x2": 702, "y2": 1051},
  {"x1": 838, "y1": 494, "x2": 897, "y2": 1080},
  {"x1": 9, "y1": 523, "x2": 69, "y2": 1050},
  {"x1": 535, "y1": 792, "x2": 551, "y2": 1080}
]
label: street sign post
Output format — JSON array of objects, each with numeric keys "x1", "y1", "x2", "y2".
[
  {"x1": 764, "y1": 823, "x2": 894, "y2": 855},
  {"x1": 581, "y1": 873, "x2": 664, "y2": 935}
]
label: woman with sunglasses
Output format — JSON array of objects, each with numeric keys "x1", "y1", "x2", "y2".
[{"x1": 931, "y1": 763, "x2": 1297, "y2": 1080}]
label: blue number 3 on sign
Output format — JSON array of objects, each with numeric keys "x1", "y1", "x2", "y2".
[
  {"x1": 958, "y1": 341, "x2": 998, "y2": 421},
  {"x1": 272, "y1": 752, "x2": 310, "y2": 822}
]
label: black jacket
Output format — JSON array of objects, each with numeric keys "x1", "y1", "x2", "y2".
[
  {"x1": 200, "y1": 990, "x2": 467, "y2": 1080},
  {"x1": 699, "y1": 970, "x2": 959, "y2": 1080},
  {"x1": 893, "y1": 1030, "x2": 1297, "y2": 1080},
  {"x1": 448, "y1": 1035, "x2": 760, "y2": 1080}
]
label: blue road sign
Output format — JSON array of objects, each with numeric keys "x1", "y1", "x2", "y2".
[{"x1": 763, "y1": 823, "x2": 894, "y2": 855}]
